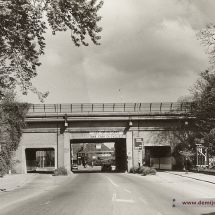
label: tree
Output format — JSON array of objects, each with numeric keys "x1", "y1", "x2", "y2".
[
  {"x1": 148, "y1": 94, "x2": 198, "y2": 170},
  {"x1": 190, "y1": 70, "x2": 215, "y2": 133},
  {"x1": 204, "y1": 129, "x2": 215, "y2": 157},
  {"x1": 197, "y1": 23, "x2": 215, "y2": 68},
  {"x1": 0, "y1": 0, "x2": 103, "y2": 101},
  {"x1": 45, "y1": 150, "x2": 54, "y2": 166},
  {"x1": 0, "y1": 90, "x2": 30, "y2": 176},
  {"x1": 149, "y1": 129, "x2": 197, "y2": 170}
]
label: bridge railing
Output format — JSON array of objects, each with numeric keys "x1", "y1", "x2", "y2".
[{"x1": 27, "y1": 103, "x2": 192, "y2": 114}]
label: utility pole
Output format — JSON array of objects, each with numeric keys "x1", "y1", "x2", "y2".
[{"x1": 119, "y1": 89, "x2": 123, "y2": 103}]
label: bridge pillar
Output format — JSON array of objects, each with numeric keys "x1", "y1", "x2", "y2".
[
  {"x1": 63, "y1": 131, "x2": 71, "y2": 173},
  {"x1": 126, "y1": 131, "x2": 133, "y2": 172}
]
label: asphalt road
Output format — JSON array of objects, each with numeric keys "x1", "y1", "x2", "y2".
[{"x1": 0, "y1": 172, "x2": 215, "y2": 215}]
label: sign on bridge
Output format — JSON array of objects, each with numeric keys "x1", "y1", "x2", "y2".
[
  {"x1": 134, "y1": 138, "x2": 143, "y2": 150},
  {"x1": 89, "y1": 131, "x2": 124, "y2": 138}
]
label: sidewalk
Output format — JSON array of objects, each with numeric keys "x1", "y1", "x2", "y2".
[
  {"x1": 0, "y1": 172, "x2": 73, "y2": 192},
  {"x1": 0, "y1": 173, "x2": 37, "y2": 191},
  {"x1": 165, "y1": 171, "x2": 215, "y2": 184}
]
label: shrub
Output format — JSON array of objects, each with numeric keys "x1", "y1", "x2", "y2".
[
  {"x1": 129, "y1": 166, "x2": 140, "y2": 173},
  {"x1": 138, "y1": 166, "x2": 156, "y2": 176},
  {"x1": 53, "y1": 167, "x2": 68, "y2": 176}
]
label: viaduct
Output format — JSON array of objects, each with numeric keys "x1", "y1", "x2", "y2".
[{"x1": 14, "y1": 102, "x2": 194, "y2": 173}]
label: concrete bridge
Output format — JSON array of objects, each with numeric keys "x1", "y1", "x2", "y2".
[{"x1": 14, "y1": 102, "x2": 194, "y2": 173}]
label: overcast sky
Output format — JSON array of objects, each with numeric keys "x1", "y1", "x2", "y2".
[{"x1": 17, "y1": 0, "x2": 215, "y2": 104}]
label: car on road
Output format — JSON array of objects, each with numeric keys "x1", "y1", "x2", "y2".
[
  {"x1": 101, "y1": 163, "x2": 112, "y2": 172},
  {"x1": 72, "y1": 164, "x2": 78, "y2": 170}
]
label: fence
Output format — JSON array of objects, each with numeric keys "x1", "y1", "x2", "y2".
[{"x1": 28, "y1": 102, "x2": 192, "y2": 114}]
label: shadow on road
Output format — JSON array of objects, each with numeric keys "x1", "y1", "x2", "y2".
[
  {"x1": 72, "y1": 170, "x2": 124, "y2": 174},
  {"x1": 27, "y1": 170, "x2": 54, "y2": 174},
  {"x1": 201, "y1": 213, "x2": 215, "y2": 215}
]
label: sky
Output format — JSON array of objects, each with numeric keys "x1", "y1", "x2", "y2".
[{"x1": 17, "y1": 0, "x2": 215, "y2": 104}]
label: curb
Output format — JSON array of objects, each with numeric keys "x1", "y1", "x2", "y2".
[
  {"x1": 0, "y1": 174, "x2": 38, "y2": 192},
  {"x1": 165, "y1": 171, "x2": 215, "y2": 185}
]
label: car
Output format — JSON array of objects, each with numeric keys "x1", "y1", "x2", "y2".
[
  {"x1": 101, "y1": 163, "x2": 112, "y2": 172},
  {"x1": 72, "y1": 164, "x2": 78, "y2": 170}
]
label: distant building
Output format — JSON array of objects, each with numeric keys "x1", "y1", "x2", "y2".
[
  {"x1": 77, "y1": 143, "x2": 114, "y2": 165},
  {"x1": 71, "y1": 144, "x2": 85, "y2": 164}
]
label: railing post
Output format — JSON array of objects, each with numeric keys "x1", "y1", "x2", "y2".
[
  {"x1": 81, "y1": 104, "x2": 83, "y2": 112},
  {"x1": 150, "y1": 103, "x2": 152, "y2": 112},
  {"x1": 54, "y1": 104, "x2": 56, "y2": 113},
  {"x1": 113, "y1": 103, "x2": 115, "y2": 112},
  {"x1": 103, "y1": 103, "x2": 104, "y2": 112},
  {"x1": 124, "y1": 103, "x2": 125, "y2": 112},
  {"x1": 139, "y1": 103, "x2": 141, "y2": 112},
  {"x1": 170, "y1": 103, "x2": 173, "y2": 111},
  {"x1": 71, "y1": 104, "x2": 72, "y2": 113},
  {"x1": 60, "y1": 104, "x2": 61, "y2": 113},
  {"x1": 134, "y1": 103, "x2": 136, "y2": 112},
  {"x1": 44, "y1": 104, "x2": 45, "y2": 112},
  {"x1": 33, "y1": 104, "x2": 35, "y2": 113}
]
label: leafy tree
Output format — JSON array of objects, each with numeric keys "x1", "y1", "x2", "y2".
[
  {"x1": 190, "y1": 70, "x2": 215, "y2": 133},
  {"x1": 0, "y1": 0, "x2": 103, "y2": 101},
  {"x1": 0, "y1": 90, "x2": 30, "y2": 176},
  {"x1": 149, "y1": 95, "x2": 198, "y2": 170},
  {"x1": 45, "y1": 150, "x2": 55, "y2": 166},
  {"x1": 150, "y1": 129, "x2": 196, "y2": 170},
  {"x1": 172, "y1": 143, "x2": 195, "y2": 171},
  {"x1": 197, "y1": 23, "x2": 215, "y2": 68}
]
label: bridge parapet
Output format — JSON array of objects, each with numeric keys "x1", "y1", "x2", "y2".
[{"x1": 27, "y1": 102, "x2": 193, "y2": 115}]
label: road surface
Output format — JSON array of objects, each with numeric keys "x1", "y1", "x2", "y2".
[{"x1": 0, "y1": 172, "x2": 215, "y2": 215}]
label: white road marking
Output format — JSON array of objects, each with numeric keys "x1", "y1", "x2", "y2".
[
  {"x1": 112, "y1": 192, "x2": 134, "y2": 203},
  {"x1": 124, "y1": 189, "x2": 131, "y2": 193},
  {"x1": 139, "y1": 197, "x2": 147, "y2": 204},
  {"x1": 115, "y1": 199, "x2": 135, "y2": 203},
  {"x1": 102, "y1": 174, "x2": 119, "y2": 187},
  {"x1": 112, "y1": 192, "x2": 117, "y2": 201}
]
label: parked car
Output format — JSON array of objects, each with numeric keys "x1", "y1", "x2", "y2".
[
  {"x1": 72, "y1": 164, "x2": 78, "y2": 170},
  {"x1": 101, "y1": 163, "x2": 112, "y2": 172}
]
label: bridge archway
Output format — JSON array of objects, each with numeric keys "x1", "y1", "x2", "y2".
[
  {"x1": 70, "y1": 138, "x2": 127, "y2": 172},
  {"x1": 25, "y1": 147, "x2": 56, "y2": 173}
]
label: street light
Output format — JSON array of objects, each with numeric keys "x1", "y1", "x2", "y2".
[
  {"x1": 129, "y1": 121, "x2": 133, "y2": 127},
  {"x1": 64, "y1": 114, "x2": 68, "y2": 127}
]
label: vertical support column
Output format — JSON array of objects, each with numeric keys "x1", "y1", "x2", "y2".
[
  {"x1": 138, "y1": 150, "x2": 143, "y2": 167},
  {"x1": 54, "y1": 146, "x2": 57, "y2": 169},
  {"x1": 126, "y1": 131, "x2": 133, "y2": 172},
  {"x1": 63, "y1": 131, "x2": 71, "y2": 173},
  {"x1": 22, "y1": 147, "x2": 27, "y2": 174},
  {"x1": 142, "y1": 140, "x2": 145, "y2": 166}
]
